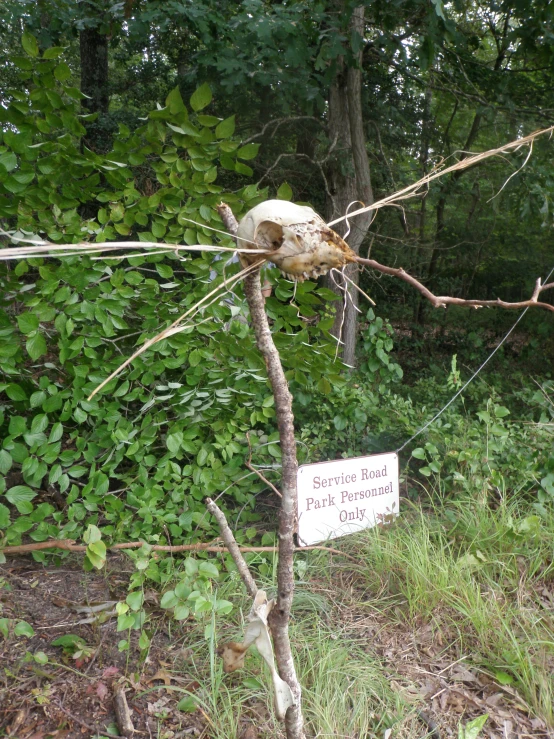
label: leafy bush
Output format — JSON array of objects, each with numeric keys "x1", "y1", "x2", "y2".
[{"x1": 0, "y1": 36, "x2": 344, "y2": 560}]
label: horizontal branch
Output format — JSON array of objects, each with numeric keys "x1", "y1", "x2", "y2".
[
  {"x1": 0, "y1": 538, "x2": 358, "y2": 562},
  {"x1": 356, "y1": 257, "x2": 554, "y2": 313}
]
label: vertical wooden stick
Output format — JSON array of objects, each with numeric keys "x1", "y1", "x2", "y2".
[{"x1": 217, "y1": 204, "x2": 305, "y2": 739}]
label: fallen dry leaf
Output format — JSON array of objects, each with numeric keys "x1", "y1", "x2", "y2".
[
  {"x1": 218, "y1": 641, "x2": 249, "y2": 673},
  {"x1": 238, "y1": 724, "x2": 258, "y2": 739}
]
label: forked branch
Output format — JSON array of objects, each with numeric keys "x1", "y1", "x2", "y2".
[{"x1": 355, "y1": 257, "x2": 554, "y2": 313}]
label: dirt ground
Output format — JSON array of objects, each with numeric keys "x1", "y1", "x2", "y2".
[{"x1": 0, "y1": 556, "x2": 552, "y2": 739}]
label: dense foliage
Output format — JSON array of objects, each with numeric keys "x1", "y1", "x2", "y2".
[{"x1": 0, "y1": 37, "x2": 350, "y2": 563}]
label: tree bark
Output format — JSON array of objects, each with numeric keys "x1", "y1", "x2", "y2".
[
  {"x1": 80, "y1": 24, "x2": 110, "y2": 151},
  {"x1": 325, "y1": 5, "x2": 373, "y2": 367}
]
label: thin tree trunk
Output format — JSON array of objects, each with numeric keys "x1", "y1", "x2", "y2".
[
  {"x1": 80, "y1": 25, "x2": 110, "y2": 151},
  {"x1": 325, "y1": 5, "x2": 373, "y2": 367},
  {"x1": 217, "y1": 204, "x2": 305, "y2": 739}
]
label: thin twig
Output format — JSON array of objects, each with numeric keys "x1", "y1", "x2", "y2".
[
  {"x1": 54, "y1": 700, "x2": 121, "y2": 739},
  {"x1": 246, "y1": 432, "x2": 282, "y2": 498},
  {"x1": 205, "y1": 498, "x2": 258, "y2": 598}
]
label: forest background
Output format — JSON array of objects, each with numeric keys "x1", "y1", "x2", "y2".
[{"x1": 1, "y1": 1, "x2": 554, "y2": 737}]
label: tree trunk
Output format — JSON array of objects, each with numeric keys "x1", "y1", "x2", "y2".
[
  {"x1": 325, "y1": 5, "x2": 373, "y2": 367},
  {"x1": 80, "y1": 24, "x2": 110, "y2": 152}
]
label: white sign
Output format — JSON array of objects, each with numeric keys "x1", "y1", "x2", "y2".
[{"x1": 296, "y1": 452, "x2": 399, "y2": 546}]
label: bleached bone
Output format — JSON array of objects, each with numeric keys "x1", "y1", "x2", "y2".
[{"x1": 236, "y1": 200, "x2": 355, "y2": 281}]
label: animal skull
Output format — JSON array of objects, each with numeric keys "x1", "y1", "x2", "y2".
[{"x1": 236, "y1": 200, "x2": 355, "y2": 281}]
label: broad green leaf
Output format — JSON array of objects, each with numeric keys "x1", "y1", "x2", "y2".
[
  {"x1": 14, "y1": 620, "x2": 35, "y2": 637},
  {"x1": 0, "y1": 503, "x2": 11, "y2": 528},
  {"x1": 5, "y1": 384, "x2": 27, "y2": 401},
  {"x1": 0, "y1": 451, "x2": 13, "y2": 475},
  {"x1": 22, "y1": 31, "x2": 39, "y2": 58},
  {"x1": 54, "y1": 62, "x2": 71, "y2": 82},
  {"x1": 166, "y1": 86, "x2": 187, "y2": 114},
  {"x1": 0, "y1": 151, "x2": 17, "y2": 172},
  {"x1": 160, "y1": 591, "x2": 179, "y2": 609},
  {"x1": 5, "y1": 485, "x2": 37, "y2": 512},
  {"x1": 459, "y1": 714, "x2": 488, "y2": 739},
  {"x1": 177, "y1": 696, "x2": 197, "y2": 712},
  {"x1": 52, "y1": 634, "x2": 86, "y2": 648},
  {"x1": 190, "y1": 83, "x2": 212, "y2": 112},
  {"x1": 26, "y1": 333, "x2": 47, "y2": 360},
  {"x1": 43, "y1": 46, "x2": 64, "y2": 59},
  {"x1": 198, "y1": 561, "x2": 219, "y2": 579},
  {"x1": 126, "y1": 591, "x2": 144, "y2": 611},
  {"x1": 215, "y1": 115, "x2": 235, "y2": 138},
  {"x1": 277, "y1": 182, "x2": 293, "y2": 200},
  {"x1": 237, "y1": 143, "x2": 260, "y2": 160},
  {"x1": 17, "y1": 313, "x2": 38, "y2": 335},
  {"x1": 84, "y1": 524, "x2": 102, "y2": 544}
]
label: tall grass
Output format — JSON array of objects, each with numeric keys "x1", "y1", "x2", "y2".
[{"x1": 348, "y1": 498, "x2": 554, "y2": 724}]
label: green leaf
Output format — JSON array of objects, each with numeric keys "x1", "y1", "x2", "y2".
[
  {"x1": 54, "y1": 62, "x2": 71, "y2": 82},
  {"x1": 138, "y1": 630, "x2": 150, "y2": 650},
  {"x1": 411, "y1": 448, "x2": 426, "y2": 460},
  {"x1": 174, "y1": 604, "x2": 190, "y2": 620},
  {"x1": 166, "y1": 86, "x2": 187, "y2": 114},
  {"x1": 177, "y1": 696, "x2": 197, "y2": 712},
  {"x1": 43, "y1": 46, "x2": 64, "y2": 59},
  {"x1": 198, "y1": 561, "x2": 219, "y2": 579},
  {"x1": 188, "y1": 349, "x2": 201, "y2": 367},
  {"x1": 317, "y1": 377, "x2": 331, "y2": 394},
  {"x1": 34, "y1": 651, "x2": 49, "y2": 664},
  {"x1": 87, "y1": 540, "x2": 107, "y2": 569},
  {"x1": 22, "y1": 31, "x2": 39, "y2": 58},
  {"x1": 0, "y1": 151, "x2": 17, "y2": 172},
  {"x1": 126, "y1": 591, "x2": 144, "y2": 611},
  {"x1": 117, "y1": 614, "x2": 135, "y2": 631},
  {"x1": 49, "y1": 423, "x2": 63, "y2": 443},
  {"x1": 6, "y1": 485, "x2": 37, "y2": 512},
  {"x1": 84, "y1": 524, "x2": 102, "y2": 544},
  {"x1": 160, "y1": 591, "x2": 178, "y2": 609},
  {"x1": 0, "y1": 503, "x2": 11, "y2": 529},
  {"x1": 17, "y1": 313, "x2": 38, "y2": 334},
  {"x1": 277, "y1": 182, "x2": 293, "y2": 200},
  {"x1": 0, "y1": 450, "x2": 13, "y2": 475},
  {"x1": 5, "y1": 384, "x2": 27, "y2": 401},
  {"x1": 214, "y1": 599, "x2": 233, "y2": 614},
  {"x1": 235, "y1": 162, "x2": 253, "y2": 176},
  {"x1": 215, "y1": 115, "x2": 235, "y2": 138},
  {"x1": 190, "y1": 83, "x2": 212, "y2": 112},
  {"x1": 494, "y1": 670, "x2": 514, "y2": 685},
  {"x1": 52, "y1": 634, "x2": 86, "y2": 648},
  {"x1": 14, "y1": 620, "x2": 35, "y2": 637},
  {"x1": 26, "y1": 333, "x2": 47, "y2": 360},
  {"x1": 459, "y1": 714, "x2": 488, "y2": 739},
  {"x1": 333, "y1": 415, "x2": 348, "y2": 431},
  {"x1": 237, "y1": 143, "x2": 260, "y2": 160},
  {"x1": 167, "y1": 431, "x2": 183, "y2": 454}
]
